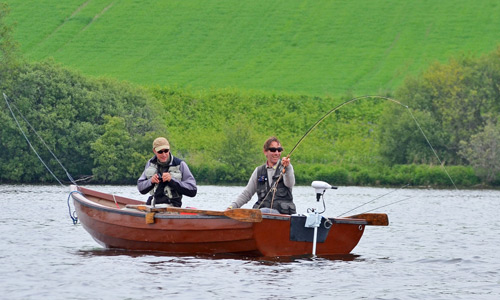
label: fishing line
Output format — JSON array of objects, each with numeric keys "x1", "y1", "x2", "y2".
[
  {"x1": 3, "y1": 93, "x2": 71, "y2": 186},
  {"x1": 358, "y1": 196, "x2": 415, "y2": 214},
  {"x1": 4, "y1": 93, "x2": 80, "y2": 223},
  {"x1": 340, "y1": 108, "x2": 460, "y2": 214},
  {"x1": 4, "y1": 94, "x2": 78, "y2": 185},
  {"x1": 337, "y1": 183, "x2": 410, "y2": 217},
  {"x1": 406, "y1": 108, "x2": 458, "y2": 190}
]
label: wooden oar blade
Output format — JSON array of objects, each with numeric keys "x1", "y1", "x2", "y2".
[
  {"x1": 126, "y1": 204, "x2": 149, "y2": 211},
  {"x1": 126, "y1": 205, "x2": 262, "y2": 222},
  {"x1": 165, "y1": 207, "x2": 224, "y2": 216},
  {"x1": 347, "y1": 213, "x2": 389, "y2": 226},
  {"x1": 225, "y1": 208, "x2": 263, "y2": 223}
]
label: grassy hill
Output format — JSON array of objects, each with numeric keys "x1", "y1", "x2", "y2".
[{"x1": 4, "y1": 0, "x2": 500, "y2": 96}]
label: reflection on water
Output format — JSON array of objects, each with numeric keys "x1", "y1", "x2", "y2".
[
  {"x1": 1, "y1": 185, "x2": 500, "y2": 299},
  {"x1": 76, "y1": 248, "x2": 360, "y2": 264}
]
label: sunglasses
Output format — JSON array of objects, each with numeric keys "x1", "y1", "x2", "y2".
[
  {"x1": 268, "y1": 147, "x2": 283, "y2": 153},
  {"x1": 157, "y1": 149, "x2": 169, "y2": 154}
]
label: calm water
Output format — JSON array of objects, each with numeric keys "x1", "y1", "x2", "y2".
[{"x1": 1, "y1": 184, "x2": 499, "y2": 300}]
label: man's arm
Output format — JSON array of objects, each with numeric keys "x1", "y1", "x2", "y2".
[
  {"x1": 229, "y1": 167, "x2": 259, "y2": 208},
  {"x1": 137, "y1": 161, "x2": 154, "y2": 194},
  {"x1": 167, "y1": 161, "x2": 197, "y2": 197},
  {"x1": 282, "y1": 164, "x2": 295, "y2": 189}
]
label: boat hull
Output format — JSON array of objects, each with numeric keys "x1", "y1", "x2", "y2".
[
  {"x1": 253, "y1": 216, "x2": 365, "y2": 257},
  {"x1": 71, "y1": 185, "x2": 370, "y2": 257}
]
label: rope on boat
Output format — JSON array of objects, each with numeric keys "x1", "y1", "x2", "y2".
[{"x1": 67, "y1": 191, "x2": 82, "y2": 224}]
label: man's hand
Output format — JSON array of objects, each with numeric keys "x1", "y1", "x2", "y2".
[
  {"x1": 281, "y1": 157, "x2": 290, "y2": 168},
  {"x1": 151, "y1": 172, "x2": 172, "y2": 184},
  {"x1": 162, "y1": 172, "x2": 172, "y2": 182},
  {"x1": 151, "y1": 173, "x2": 160, "y2": 184}
]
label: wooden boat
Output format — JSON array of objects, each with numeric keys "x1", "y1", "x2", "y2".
[{"x1": 70, "y1": 185, "x2": 388, "y2": 257}]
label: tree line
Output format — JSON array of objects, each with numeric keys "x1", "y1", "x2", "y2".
[
  {"x1": 379, "y1": 48, "x2": 500, "y2": 184},
  {"x1": 1, "y1": 5, "x2": 498, "y2": 187}
]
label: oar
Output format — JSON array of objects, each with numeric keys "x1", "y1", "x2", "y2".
[
  {"x1": 346, "y1": 213, "x2": 389, "y2": 226},
  {"x1": 126, "y1": 205, "x2": 262, "y2": 223}
]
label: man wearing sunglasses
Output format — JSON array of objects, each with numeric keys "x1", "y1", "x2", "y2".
[
  {"x1": 137, "y1": 137, "x2": 197, "y2": 207},
  {"x1": 227, "y1": 136, "x2": 296, "y2": 215}
]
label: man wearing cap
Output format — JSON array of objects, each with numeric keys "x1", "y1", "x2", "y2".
[{"x1": 137, "y1": 137, "x2": 197, "y2": 207}]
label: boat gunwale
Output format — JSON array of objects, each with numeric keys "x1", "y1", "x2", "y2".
[
  {"x1": 71, "y1": 185, "x2": 368, "y2": 224},
  {"x1": 72, "y1": 192, "x2": 239, "y2": 220}
]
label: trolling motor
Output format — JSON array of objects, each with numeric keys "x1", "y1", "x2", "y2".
[
  {"x1": 306, "y1": 181, "x2": 337, "y2": 255},
  {"x1": 311, "y1": 180, "x2": 338, "y2": 201}
]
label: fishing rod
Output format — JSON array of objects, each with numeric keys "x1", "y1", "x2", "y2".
[
  {"x1": 287, "y1": 95, "x2": 456, "y2": 187},
  {"x1": 286, "y1": 95, "x2": 406, "y2": 158},
  {"x1": 264, "y1": 95, "x2": 401, "y2": 208},
  {"x1": 265, "y1": 95, "x2": 457, "y2": 209}
]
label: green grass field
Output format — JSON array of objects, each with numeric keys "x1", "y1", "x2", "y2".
[{"x1": 5, "y1": 0, "x2": 500, "y2": 96}]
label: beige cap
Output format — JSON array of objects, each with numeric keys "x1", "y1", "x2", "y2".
[{"x1": 153, "y1": 137, "x2": 170, "y2": 152}]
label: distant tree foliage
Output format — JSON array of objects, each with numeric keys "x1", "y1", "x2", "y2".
[
  {"x1": 379, "y1": 47, "x2": 500, "y2": 170},
  {"x1": 215, "y1": 119, "x2": 261, "y2": 183},
  {"x1": 0, "y1": 59, "x2": 164, "y2": 183},
  {"x1": 459, "y1": 120, "x2": 500, "y2": 184}
]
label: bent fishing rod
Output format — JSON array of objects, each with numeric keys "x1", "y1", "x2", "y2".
[
  {"x1": 264, "y1": 95, "x2": 457, "y2": 210},
  {"x1": 286, "y1": 95, "x2": 406, "y2": 158}
]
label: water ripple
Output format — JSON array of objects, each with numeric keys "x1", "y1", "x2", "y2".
[{"x1": 1, "y1": 185, "x2": 500, "y2": 299}]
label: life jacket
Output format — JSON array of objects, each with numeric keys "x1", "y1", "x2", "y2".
[
  {"x1": 143, "y1": 156, "x2": 184, "y2": 207},
  {"x1": 253, "y1": 162, "x2": 296, "y2": 215}
]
